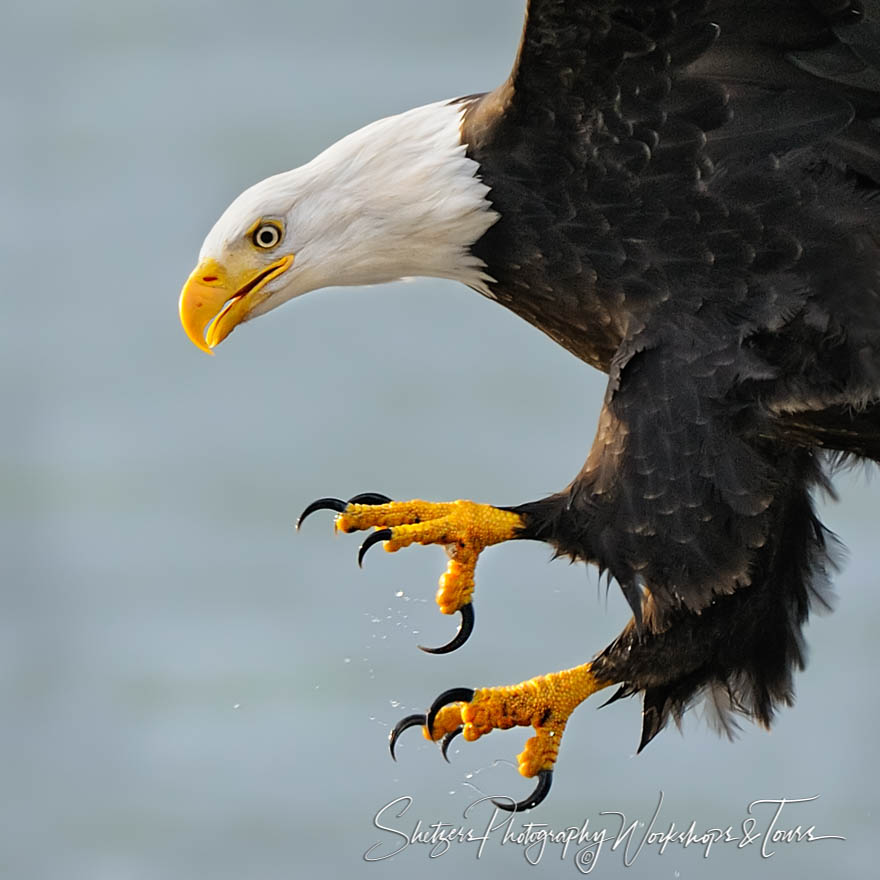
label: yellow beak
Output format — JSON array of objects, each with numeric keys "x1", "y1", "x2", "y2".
[{"x1": 178, "y1": 254, "x2": 294, "y2": 353}]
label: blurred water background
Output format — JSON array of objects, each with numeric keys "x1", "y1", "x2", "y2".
[{"x1": 1, "y1": 1, "x2": 877, "y2": 877}]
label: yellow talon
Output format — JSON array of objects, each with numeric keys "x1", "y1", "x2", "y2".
[
  {"x1": 427, "y1": 662, "x2": 613, "y2": 777},
  {"x1": 424, "y1": 703, "x2": 467, "y2": 741},
  {"x1": 337, "y1": 499, "x2": 523, "y2": 615},
  {"x1": 390, "y1": 663, "x2": 615, "y2": 811}
]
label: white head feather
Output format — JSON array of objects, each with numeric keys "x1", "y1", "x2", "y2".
[{"x1": 199, "y1": 99, "x2": 499, "y2": 321}]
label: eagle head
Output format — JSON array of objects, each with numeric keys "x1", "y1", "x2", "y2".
[{"x1": 179, "y1": 100, "x2": 499, "y2": 354}]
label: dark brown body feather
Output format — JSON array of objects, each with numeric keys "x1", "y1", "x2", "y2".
[{"x1": 459, "y1": 0, "x2": 880, "y2": 746}]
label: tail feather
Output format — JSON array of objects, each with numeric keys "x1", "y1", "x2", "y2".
[{"x1": 777, "y1": 400, "x2": 880, "y2": 461}]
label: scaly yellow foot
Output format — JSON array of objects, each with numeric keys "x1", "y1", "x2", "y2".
[
  {"x1": 389, "y1": 662, "x2": 614, "y2": 811},
  {"x1": 297, "y1": 493, "x2": 524, "y2": 652}
]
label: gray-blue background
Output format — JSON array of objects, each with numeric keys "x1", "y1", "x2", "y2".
[{"x1": 2, "y1": 1, "x2": 876, "y2": 876}]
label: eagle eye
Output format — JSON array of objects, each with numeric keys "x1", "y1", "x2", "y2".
[{"x1": 252, "y1": 222, "x2": 282, "y2": 250}]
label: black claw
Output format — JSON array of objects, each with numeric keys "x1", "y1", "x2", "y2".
[
  {"x1": 389, "y1": 713, "x2": 426, "y2": 761},
  {"x1": 347, "y1": 492, "x2": 393, "y2": 505},
  {"x1": 418, "y1": 603, "x2": 474, "y2": 654},
  {"x1": 440, "y1": 728, "x2": 463, "y2": 762},
  {"x1": 492, "y1": 769, "x2": 554, "y2": 812},
  {"x1": 358, "y1": 528, "x2": 393, "y2": 567},
  {"x1": 296, "y1": 497, "x2": 347, "y2": 529},
  {"x1": 426, "y1": 687, "x2": 475, "y2": 735}
]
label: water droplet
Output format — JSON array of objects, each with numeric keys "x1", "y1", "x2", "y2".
[
  {"x1": 233, "y1": 703, "x2": 241, "y2": 710},
  {"x1": 395, "y1": 591, "x2": 404, "y2": 598},
  {"x1": 344, "y1": 657, "x2": 351, "y2": 664}
]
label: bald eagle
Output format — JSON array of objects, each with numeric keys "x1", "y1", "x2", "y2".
[{"x1": 180, "y1": 1, "x2": 880, "y2": 811}]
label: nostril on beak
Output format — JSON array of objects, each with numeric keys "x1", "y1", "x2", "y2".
[{"x1": 201, "y1": 275, "x2": 218, "y2": 283}]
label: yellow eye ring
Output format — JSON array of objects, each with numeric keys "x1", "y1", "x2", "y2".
[{"x1": 252, "y1": 222, "x2": 283, "y2": 249}]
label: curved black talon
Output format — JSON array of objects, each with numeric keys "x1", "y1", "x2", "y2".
[
  {"x1": 389, "y1": 713, "x2": 426, "y2": 761},
  {"x1": 426, "y1": 687, "x2": 475, "y2": 734},
  {"x1": 296, "y1": 497, "x2": 347, "y2": 529},
  {"x1": 492, "y1": 769, "x2": 554, "y2": 812},
  {"x1": 440, "y1": 728, "x2": 463, "y2": 762},
  {"x1": 347, "y1": 492, "x2": 393, "y2": 505},
  {"x1": 418, "y1": 603, "x2": 474, "y2": 655},
  {"x1": 358, "y1": 528, "x2": 393, "y2": 567}
]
